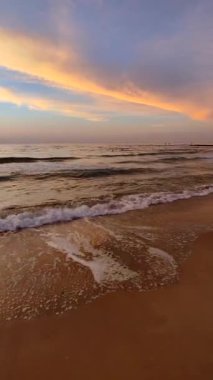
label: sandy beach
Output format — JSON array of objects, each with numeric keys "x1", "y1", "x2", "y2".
[{"x1": 0, "y1": 195, "x2": 213, "y2": 379}]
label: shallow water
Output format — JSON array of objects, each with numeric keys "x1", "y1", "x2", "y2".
[{"x1": 0, "y1": 195, "x2": 213, "y2": 321}]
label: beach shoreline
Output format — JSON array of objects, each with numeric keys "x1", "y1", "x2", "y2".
[{"x1": 0, "y1": 195, "x2": 213, "y2": 379}]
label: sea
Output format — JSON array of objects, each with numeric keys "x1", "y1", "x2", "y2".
[
  {"x1": 0, "y1": 143, "x2": 213, "y2": 231},
  {"x1": 0, "y1": 144, "x2": 213, "y2": 321}
]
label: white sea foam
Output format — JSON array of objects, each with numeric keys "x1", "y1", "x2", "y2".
[
  {"x1": 0, "y1": 185, "x2": 213, "y2": 232},
  {"x1": 147, "y1": 246, "x2": 178, "y2": 281},
  {"x1": 46, "y1": 234, "x2": 137, "y2": 284},
  {"x1": 148, "y1": 247, "x2": 177, "y2": 268}
]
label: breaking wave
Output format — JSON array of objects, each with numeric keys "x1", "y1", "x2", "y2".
[{"x1": 0, "y1": 184, "x2": 213, "y2": 232}]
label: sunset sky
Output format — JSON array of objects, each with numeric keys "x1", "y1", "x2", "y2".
[{"x1": 0, "y1": 0, "x2": 212, "y2": 143}]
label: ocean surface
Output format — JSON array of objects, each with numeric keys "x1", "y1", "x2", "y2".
[{"x1": 0, "y1": 144, "x2": 213, "y2": 231}]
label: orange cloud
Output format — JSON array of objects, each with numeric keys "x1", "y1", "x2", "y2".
[
  {"x1": 0, "y1": 87, "x2": 105, "y2": 121},
  {"x1": 0, "y1": 28, "x2": 210, "y2": 120}
]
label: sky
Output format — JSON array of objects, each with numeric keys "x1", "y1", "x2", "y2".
[{"x1": 0, "y1": 0, "x2": 212, "y2": 143}]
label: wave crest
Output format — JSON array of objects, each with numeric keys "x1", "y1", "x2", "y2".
[{"x1": 0, "y1": 185, "x2": 213, "y2": 232}]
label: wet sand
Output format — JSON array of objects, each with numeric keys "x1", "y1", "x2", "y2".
[{"x1": 0, "y1": 196, "x2": 213, "y2": 379}]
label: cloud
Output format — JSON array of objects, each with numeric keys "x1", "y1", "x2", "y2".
[
  {"x1": 0, "y1": 0, "x2": 212, "y2": 122},
  {"x1": 0, "y1": 27, "x2": 209, "y2": 120},
  {"x1": 0, "y1": 86, "x2": 105, "y2": 121}
]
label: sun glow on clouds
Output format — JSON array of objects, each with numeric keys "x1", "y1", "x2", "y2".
[
  {"x1": 0, "y1": 86, "x2": 105, "y2": 121},
  {"x1": 0, "y1": 0, "x2": 213, "y2": 133},
  {"x1": 0, "y1": 27, "x2": 211, "y2": 121}
]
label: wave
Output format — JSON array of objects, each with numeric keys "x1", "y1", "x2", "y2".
[
  {"x1": 32, "y1": 167, "x2": 157, "y2": 180},
  {"x1": 0, "y1": 151, "x2": 207, "y2": 165},
  {"x1": 0, "y1": 156, "x2": 79, "y2": 164},
  {"x1": 0, "y1": 166, "x2": 165, "y2": 183},
  {"x1": 115, "y1": 160, "x2": 144, "y2": 164},
  {"x1": 0, "y1": 184, "x2": 212, "y2": 232},
  {"x1": 159, "y1": 156, "x2": 200, "y2": 163},
  {"x1": 0, "y1": 174, "x2": 18, "y2": 182},
  {"x1": 100, "y1": 150, "x2": 199, "y2": 158},
  {"x1": 116, "y1": 156, "x2": 207, "y2": 165}
]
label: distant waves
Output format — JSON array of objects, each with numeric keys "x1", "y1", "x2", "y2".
[{"x1": 0, "y1": 156, "x2": 80, "y2": 164}]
